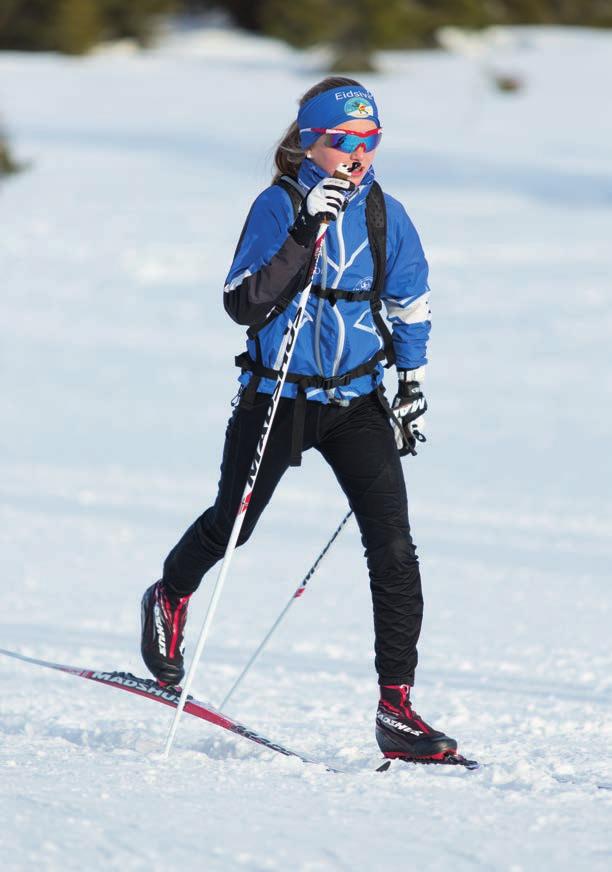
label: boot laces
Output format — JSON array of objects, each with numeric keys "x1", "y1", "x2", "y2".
[
  {"x1": 156, "y1": 584, "x2": 189, "y2": 634},
  {"x1": 397, "y1": 688, "x2": 431, "y2": 730},
  {"x1": 401, "y1": 696, "x2": 421, "y2": 722}
]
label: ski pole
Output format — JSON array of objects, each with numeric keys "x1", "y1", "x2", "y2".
[
  {"x1": 219, "y1": 508, "x2": 353, "y2": 711},
  {"x1": 162, "y1": 165, "x2": 355, "y2": 759}
]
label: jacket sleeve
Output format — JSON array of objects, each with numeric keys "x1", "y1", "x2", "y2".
[
  {"x1": 223, "y1": 186, "x2": 314, "y2": 326},
  {"x1": 382, "y1": 197, "x2": 431, "y2": 371}
]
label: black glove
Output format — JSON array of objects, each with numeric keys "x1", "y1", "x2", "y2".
[
  {"x1": 391, "y1": 370, "x2": 427, "y2": 457},
  {"x1": 290, "y1": 174, "x2": 355, "y2": 247}
]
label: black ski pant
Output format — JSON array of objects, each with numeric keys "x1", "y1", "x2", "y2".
[{"x1": 162, "y1": 390, "x2": 424, "y2": 686}]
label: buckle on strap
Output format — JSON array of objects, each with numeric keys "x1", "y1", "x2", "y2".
[
  {"x1": 321, "y1": 373, "x2": 353, "y2": 390},
  {"x1": 235, "y1": 352, "x2": 253, "y2": 371},
  {"x1": 311, "y1": 285, "x2": 372, "y2": 306}
]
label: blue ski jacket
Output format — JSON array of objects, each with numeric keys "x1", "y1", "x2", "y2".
[{"x1": 224, "y1": 159, "x2": 431, "y2": 403}]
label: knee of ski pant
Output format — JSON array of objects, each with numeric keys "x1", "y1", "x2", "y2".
[
  {"x1": 196, "y1": 506, "x2": 257, "y2": 552},
  {"x1": 366, "y1": 532, "x2": 421, "y2": 591},
  {"x1": 365, "y1": 528, "x2": 418, "y2": 568},
  {"x1": 193, "y1": 508, "x2": 235, "y2": 559}
]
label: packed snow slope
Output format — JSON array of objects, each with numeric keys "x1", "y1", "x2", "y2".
[{"x1": 1, "y1": 22, "x2": 611, "y2": 872}]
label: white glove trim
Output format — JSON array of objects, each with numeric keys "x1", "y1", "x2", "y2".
[{"x1": 398, "y1": 366, "x2": 426, "y2": 382}]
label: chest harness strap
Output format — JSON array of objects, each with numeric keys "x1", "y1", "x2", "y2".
[{"x1": 236, "y1": 174, "x2": 395, "y2": 466}]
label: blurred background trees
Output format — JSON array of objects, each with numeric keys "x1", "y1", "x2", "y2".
[
  {"x1": 0, "y1": 0, "x2": 177, "y2": 54},
  {"x1": 200, "y1": 0, "x2": 612, "y2": 49},
  {"x1": 0, "y1": 0, "x2": 610, "y2": 60}
]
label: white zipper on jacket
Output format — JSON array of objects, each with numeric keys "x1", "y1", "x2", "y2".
[
  {"x1": 312, "y1": 203, "x2": 374, "y2": 402},
  {"x1": 320, "y1": 211, "x2": 345, "y2": 400},
  {"x1": 313, "y1": 238, "x2": 328, "y2": 379}
]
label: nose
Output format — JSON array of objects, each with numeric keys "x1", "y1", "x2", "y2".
[{"x1": 350, "y1": 142, "x2": 366, "y2": 161}]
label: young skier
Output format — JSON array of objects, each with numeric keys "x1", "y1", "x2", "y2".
[{"x1": 141, "y1": 77, "x2": 460, "y2": 762}]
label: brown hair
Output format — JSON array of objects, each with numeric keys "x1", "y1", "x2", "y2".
[{"x1": 272, "y1": 77, "x2": 363, "y2": 183}]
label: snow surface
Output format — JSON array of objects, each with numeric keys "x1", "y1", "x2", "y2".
[{"x1": 1, "y1": 22, "x2": 612, "y2": 872}]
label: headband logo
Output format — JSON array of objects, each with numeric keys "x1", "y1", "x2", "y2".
[{"x1": 344, "y1": 97, "x2": 374, "y2": 118}]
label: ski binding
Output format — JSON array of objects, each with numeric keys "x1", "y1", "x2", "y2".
[{"x1": 377, "y1": 750, "x2": 479, "y2": 772}]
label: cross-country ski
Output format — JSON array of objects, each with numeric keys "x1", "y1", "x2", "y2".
[{"x1": 0, "y1": 648, "x2": 338, "y2": 770}]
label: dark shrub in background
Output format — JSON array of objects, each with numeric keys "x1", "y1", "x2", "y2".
[
  {"x1": 0, "y1": 0, "x2": 177, "y2": 54},
  {"x1": 0, "y1": 123, "x2": 23, "y2": 177}
]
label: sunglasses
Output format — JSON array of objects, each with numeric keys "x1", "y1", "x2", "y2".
[{"x1": 300, "y1": 127, "x2": 383, "y2": 153}]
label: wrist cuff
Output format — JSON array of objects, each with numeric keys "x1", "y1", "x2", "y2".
[
  {"x1": 398, "y1": 366, "x2": 426, "y2": 383},
  {"x1": 290, "y1": 210, "x2": 319, "y2": 248}
]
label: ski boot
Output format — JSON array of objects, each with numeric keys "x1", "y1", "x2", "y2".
[
  {"x1": 141, "y1": 580, "x2": 190, "y2": 686},
  {"x1": 376, "y1": 684, "x2": 458, "y2": 763}
]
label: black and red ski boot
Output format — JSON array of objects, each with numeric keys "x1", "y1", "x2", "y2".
[
  {"x1": 141, "y1": 580, "x2": 190, "y2": 686},
  {"x1": 376, "y1": 684, "x2": 458, "y2": 762}
]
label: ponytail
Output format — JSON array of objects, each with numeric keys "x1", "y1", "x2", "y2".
[{"x1": 272, "y1": 120, "x2": 304, "y2": 184}]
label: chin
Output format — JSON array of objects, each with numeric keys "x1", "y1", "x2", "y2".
[{"x1": 351, "y1": 166, "x2": 369, "y2": 182}]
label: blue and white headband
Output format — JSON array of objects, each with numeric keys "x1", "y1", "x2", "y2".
[{"x1": 297, "y1": 85, "x2": 381, "y2": 149}]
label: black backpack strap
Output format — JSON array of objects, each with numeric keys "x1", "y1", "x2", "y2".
[
  {"x1": 244, "y1": 176, "x2": 305, "y2": 340},
  {"x1": 276, "y1": 174, "x2": 304, "y2": 218},
  {"x1": 365, "y1": 181, "x2": 396, "y2": 368},
  {"x1": 235, "y1": 350, "x2": 385, "y2": 392},
  {"x1": 235, "y1": 349, "x2": 386, "y2": 467},
  {"x1": 290, "y1": 386, "x2": 308, "y2": 467},
  {"x1": 310, "y1": 285, "x2": 372, "y2": 306}
]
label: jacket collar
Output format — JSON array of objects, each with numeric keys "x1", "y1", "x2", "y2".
[{"x1": 297, "y1": 158, "x2": 374, "y2": 207}]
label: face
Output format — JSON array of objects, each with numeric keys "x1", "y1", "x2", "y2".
[{"x1": 308, "y1": 119, "x2": 380, "y2": 184}]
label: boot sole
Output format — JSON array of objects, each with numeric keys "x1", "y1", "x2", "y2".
[
  {"x1": 376, "y1": 724, "x2": 458, "y2": 757},
  {"x1": 382, "y1": 748, "x2": 458, "y2": 761}
]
